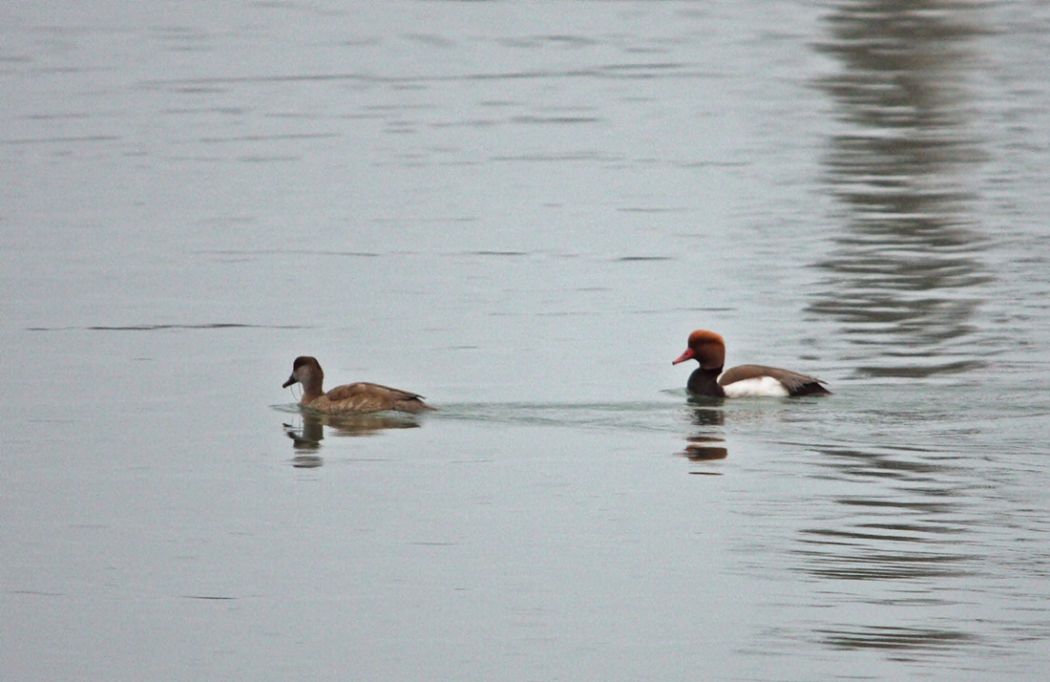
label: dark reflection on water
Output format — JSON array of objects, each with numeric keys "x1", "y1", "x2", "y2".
[
  {"x1": 810, "y1": 0, "x2": 992, "y2": 380},
  {"x1": 792, "y1": 437, "x2": 983, "y2": 652},
  {"x1": 283, "y1": 411, "x2": 422, "y2": 467},
  {"x1": 801, "y1": 0, "x2": 993, "y2": 656},
  {"x1": 819, "y1": 625, "x2": 977, "y2": 651},
  {"x1": 679, "y1": 403, "x2": 728, "y2": 471}
]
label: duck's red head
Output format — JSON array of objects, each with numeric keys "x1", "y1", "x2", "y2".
[{"x1": 672, "y1": 329, "x2": 726, "y2": 370}]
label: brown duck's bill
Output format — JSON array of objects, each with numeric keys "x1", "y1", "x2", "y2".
[
  {"x1": 282, "y1": 375, "x2": 297, "y2": 388},
  {"x1": 672, "y1": 348, "x2": 695, "y2": 365}
]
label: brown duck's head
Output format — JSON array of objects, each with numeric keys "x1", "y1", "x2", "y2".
[
  {"x1": 672, "y1": 329, "x2": 726, "y2": 370},
  {"x1": 283, "y1": 356, "x2": 323, "y2": 388}
]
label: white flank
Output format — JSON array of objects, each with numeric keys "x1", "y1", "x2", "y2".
[{"x1": 720, "y1": 375, "x2": 790, "y2": 398}]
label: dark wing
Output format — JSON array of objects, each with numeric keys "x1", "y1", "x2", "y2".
[{"x1": 719, "y1": 364, "x2": 830, "y2": 396}]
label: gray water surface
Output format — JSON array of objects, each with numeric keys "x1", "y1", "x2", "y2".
[{"x1": 4, "y1": 2, "x2": 1050, "y2": 680}]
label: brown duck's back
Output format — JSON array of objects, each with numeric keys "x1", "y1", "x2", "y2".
[{"x1": 307, "y1": 382, "x2": 435, "y2": 414}]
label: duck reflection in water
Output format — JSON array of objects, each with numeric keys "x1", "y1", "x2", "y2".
[
  {"x1": 680, "y1": 403, "x2": 729, "y2": 471},
  {"x1": 283, "y1": 411, "x2": 423, "y2": 468}
]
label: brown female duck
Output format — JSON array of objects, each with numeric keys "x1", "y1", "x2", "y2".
[{"x1": 282, "y1": 356, "x2": 434, "y2": 414}]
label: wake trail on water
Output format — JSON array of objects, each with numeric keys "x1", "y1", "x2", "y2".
[{"x1": 428, "y1": 399, "x2": 694, "y2": 434}]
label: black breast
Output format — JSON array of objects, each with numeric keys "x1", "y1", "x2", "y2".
[{"x1": 687, "y1": 368, "x2": 726, "y2": 397}]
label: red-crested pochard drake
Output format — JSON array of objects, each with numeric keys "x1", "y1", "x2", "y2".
[
  {"x1": 282, "y1": 356, "x2": 434, "y2": 414},
  {"x1": 672, "y1": 330, "x2": 830, "y2": 398}
]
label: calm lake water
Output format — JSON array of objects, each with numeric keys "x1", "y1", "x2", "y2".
[{"x1": 4, "y1": 1, "x2": 1050, "y2": 680}]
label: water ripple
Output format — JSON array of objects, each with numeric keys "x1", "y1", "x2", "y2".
[
  {"x1": 27, "y1": 323, "x2": 307, "y2": 332},
  {"x1": 818, "y1": 625, "x2": 977, "y2": 651},
  {"x1": 808, "y1": 1, "x2": 994, "y2": 381}
]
